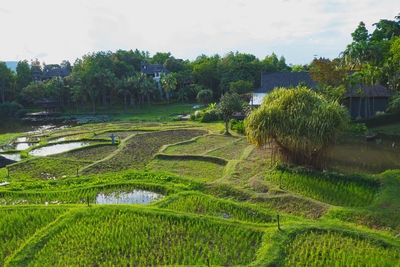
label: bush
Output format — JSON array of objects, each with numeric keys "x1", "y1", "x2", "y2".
[
  {"x1": 0, "y1": 102, "x2": 25, "y2": 118},
  {"x1": 347, "y1": 123, "x2": 368, "y2": 136},
  {"x1": 196, "y1": 89, "x2": 213, "y2": 104},
  {"x1": 200, "y1": 110, "x2": 220, "y2": 122},
  {"x1": 194, "y1": 110, "x2": 203, "y2": 119},
  {"x1": 230, "y1": 119, "x2": 245, "y2": 134},
  {"x1": 386, "y1": 96, "x2": 400, "y2": 114}
]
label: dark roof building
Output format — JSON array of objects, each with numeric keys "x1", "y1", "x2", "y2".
[
  {"x1": 32, "y1": 65, "x2": 71, "y2": 81},
  {"x1": 41, "y1": 67, "x2": 71, "y2": 80},
  {"x1": 140, "y1": 61, "x2": 169, "y2": 78},
  {"x1": 256, "y1": 72, "x2": 318, "y2": 93}
]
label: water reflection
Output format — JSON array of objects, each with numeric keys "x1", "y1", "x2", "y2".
[
  {"x1": 327, "y1": 134, "x2": 400, "y2": 174},
  {"x1": 96, "y1": 190, "x2": 164, "y2": 205},
  {"x1": 0, "y1": 142, "x2": 36, "y2": 151},
  {"x1": 29, "y1": 142, "x2": 91, "y2": 156},
  {"x1": 0, "y1": 154, "x2": 21, "y2": 161}
]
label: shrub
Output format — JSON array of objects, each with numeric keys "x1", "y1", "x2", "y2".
[
  {"x1": 194, "y1": 110, "x2": 203, "y2": 119},
  {"x1": 196, "y1": 89, "x2": 213, "y2": 104},
  {"x1": 230, "y1": 119, "x2": 245, "y2": 134},
  {"x1": 0, "y1": 102, "x2": 25, "y2": 118},
  {"x1": 347, "y1": 123, "x2": 368, "y2": 135},
  {"x1": 201, "y1": 110, "x2": 220, "y2": 122}
]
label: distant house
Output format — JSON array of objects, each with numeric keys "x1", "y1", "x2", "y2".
[
  {"x1": 253, "y1": 72, "x2": 396, "y2": 118},
  {"x1": 32, "y1": 64, "x2": 71, "y2": 81},
  {"x1": 140, "y1": 61, "x2": 170, "y2": 98},
  {"x1": 140, "y1": 61, "x2": 170, "y2": 82}
]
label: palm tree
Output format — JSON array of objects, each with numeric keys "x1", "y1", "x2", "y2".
[
  {"x1": 140, "y1": 76, "x2": 157, "y2": 109},
  {"x1": 160, "y1": 73, "x2": 177, "y2": 104},
  {"x1": 117, "y1": 77, "x2": 131, "y2": 112}
]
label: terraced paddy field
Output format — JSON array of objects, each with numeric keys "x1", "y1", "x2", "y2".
[{"x1": 0, "y1": 118, "x2": 399, "y2": 266}]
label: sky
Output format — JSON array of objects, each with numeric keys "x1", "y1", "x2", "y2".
[{"x1": 0, "y1": 0, "x2": 399, "y2": 65}]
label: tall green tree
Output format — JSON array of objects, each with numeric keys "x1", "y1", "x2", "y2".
[
  {"x1": 15, "y1": 61, "x2": 32, "y2": 94},
  {"x1": 217, "y1": 92, "x2": 242, "y2": 135},
  {"x1": 0, "y1": 62, "x2": 14, "y2": 103},
  {"x1": 160, "y1": 73, "x2": 177, "y2": 103}
]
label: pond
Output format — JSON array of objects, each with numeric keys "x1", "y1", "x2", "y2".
[
  {"x1": 326, "y1": 134, "x2": 400, "y2": 174},
  {"x1": 95, "y1": 190, "x2": 164, "y2": 205},
  {"x1": 0, "y1": 154, "x2": 21, "y2": 161},
  {"x1": 0, "y1": 118, "x2": 74, "y2": 134},
  {"x1": 0, "y1": 142, "x2": 36, "y2": 152},
  {"x1": 29, "y1": 142, "x2": 92, "y2": 156}
]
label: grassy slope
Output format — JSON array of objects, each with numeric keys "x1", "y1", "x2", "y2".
[{"x1": 1, "y1": 115, "x2": 400, "y2": 266}]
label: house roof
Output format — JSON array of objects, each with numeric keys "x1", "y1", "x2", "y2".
[
  {"x1": 141, "y1": 62, "x2": 170, "y2": 75},
  {"x1": 42, "y1": 68, "x2": 71, "y2": 79},
  {"x1": 257, "y1": 72, "x2": 396, "y2": 98},
  {"x1": 256, "y1": 72, "x2": 318, "y2": 93},
  {"x1": 345, "y1": 83, "x2": 396, "y2": 98}
]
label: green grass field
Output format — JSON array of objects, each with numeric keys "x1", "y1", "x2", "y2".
[{"x1": 0, "y1": 108, "x2": 399, "y2": 266}]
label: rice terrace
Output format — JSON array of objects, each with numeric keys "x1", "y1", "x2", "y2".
[{"x1": 1, "y1": 2, "x2": 400, "y2": 266}]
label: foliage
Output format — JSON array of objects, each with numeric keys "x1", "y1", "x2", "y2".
[
  {"x1": 0, "y1": 101, "x2": 25, "y2": 117},
  {"x1": 309, "y1": 58, "x2": 347, "y2": 87},
  {"x1": 386, "y1": 95, "x2": 400, "y2": 113},
  {"x1": 347, "y1": 122, "x2": 368, "y2": 135},
  {"x1": 196, "y1": 89, "x2": 213, "y2": 104},
  {"x1": 229, "y1": 119, "x2": 245, "y2": 134},
  {"x1": 245, "y1": 86, "x2": 350, "y2": 167},
  {"x1": 229, "y1": 80, "x2": 254, "y2": 95},
  {"x1": 217, "y1": 92, "x2": 242, "y2": 135}
]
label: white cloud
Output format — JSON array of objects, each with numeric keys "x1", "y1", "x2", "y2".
[{"x1": 0, "y1": 0, "x2": 399, "y2": 64}]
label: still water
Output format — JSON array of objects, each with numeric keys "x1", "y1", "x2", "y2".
[
  {"x1": 95, "y1": 190, "x2": 164, "y2": 205},
  {"x1": 327, "y1": 134, "x2": 400, "y2": 174},
  {"x1": 29, "y1": 142, "x2": 92, "y2": 156}
]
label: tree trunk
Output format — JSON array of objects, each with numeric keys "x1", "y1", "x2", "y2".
[
  {"x1": 225, "y1": 120, "x2": 230, "y2": 135},
  {"x1": 147, "y1": 93, "x2": 151, "y2": 109},
  {"x1": 130, "y1": 95, "x2": 135, "y2": 108},
  {"x1": 92, "y1": 98, "x2": 96, "y2": 114},
  {"x1": 124, "y1": 93, "x2": 127, "y2": 113},
  {"x1": 166, "y1": 90, "x2": 170, "y2": 104}
]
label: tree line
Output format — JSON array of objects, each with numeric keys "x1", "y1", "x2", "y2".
[{"x1": 0, "y1": 50, "x2": 290, "y2": 114}]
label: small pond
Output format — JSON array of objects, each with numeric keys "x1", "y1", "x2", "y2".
[
  {"x1": 0, "y1": 142, "x2": 36, "y2": 152},
  {"x1": 326, "y1": 134, "x2": 400, "y2": 174},
  {"x1": 0, "y1": 154, "x2": 21, "y2": 161},
  {"x1": 95, "y1": 190, "x2": 164, "y2": 205},
  {"x1": 29, "y1": 142, "x2": 92, "y2": 156}
]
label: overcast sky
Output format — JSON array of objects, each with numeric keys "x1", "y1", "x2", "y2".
[{"x1": 0, "y1": 0, "x2": 399, "y2": 65}]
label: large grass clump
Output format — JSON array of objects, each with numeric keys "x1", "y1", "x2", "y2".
[{"x1": 245, "y1": 86, "x2": 349, "y2": 168}]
